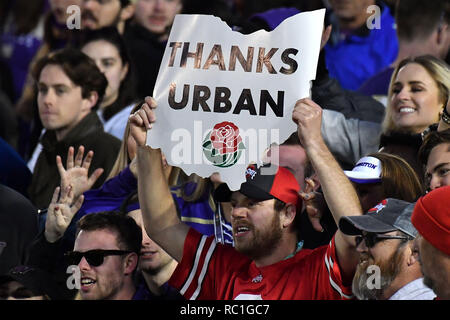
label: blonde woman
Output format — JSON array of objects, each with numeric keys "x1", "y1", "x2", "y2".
[{"x1": 321, "y1": 55, "x2": 449, "y2": 177}]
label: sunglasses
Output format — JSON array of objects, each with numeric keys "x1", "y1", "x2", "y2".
[
  {"x1": 65, "y1": 249, "x2": 132, "y2": 267},
  {"x1": 355, "y1": 233, "x2": 410, "y2": 248}
]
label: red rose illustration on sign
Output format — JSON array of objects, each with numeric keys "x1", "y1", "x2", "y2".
[
  {"x1": 202, "y1": 121, "x2": 245, "y2": 168},
  {"x1": 210, "y1": 122, "x2": 242, "y2": 155}
]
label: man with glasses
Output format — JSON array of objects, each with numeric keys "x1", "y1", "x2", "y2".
[
  {"x1": 66, "y1": 211, "x2": 141, "y2": 300},
  {"x1": 339, "y1": 198, "x2": 436, "y2": 300},
  {"x1": 293, "y1": 98, "x2": 433, "y2": 300},
  {"x1": 129, "y1": 96, "x2": 364, "y2": 300},
  {"x1": 81, "y1": 0, "x2": 136, "y2": 33}
]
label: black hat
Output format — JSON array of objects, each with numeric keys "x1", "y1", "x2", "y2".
[
  {"x1": 339, "y1": 198, "x2": 418, "y2": 238},
  {"x1": 5, "y1": 265, "x2": 64, "y2": 300},
  {"x1": 214, "y1": 163, "x2": 301, "y2": 208}
]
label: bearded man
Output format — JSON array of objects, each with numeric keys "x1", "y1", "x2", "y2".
[{"x1": 339, "y1": 198, "x2": 436, "y2": 300}]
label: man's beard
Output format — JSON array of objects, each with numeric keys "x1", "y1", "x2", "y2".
[
  {"x1": 352, "y1": 247, "x2": 405, "y2": 300},
  {"x1": 234, "y1": 211, "x2": 282, "y2": 261}
]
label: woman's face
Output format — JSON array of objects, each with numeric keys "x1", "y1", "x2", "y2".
[
  {"x1": 82, "y1": 40, "x2": 128, "y2": 108},
  {"x1": 390, "y1": 63, "x2": 444, "y2": 134}
]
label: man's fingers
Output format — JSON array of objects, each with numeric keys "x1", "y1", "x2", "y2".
[
  {"x1": 299, "y1": 191, "x2": 315, "y2": 201},
  {"x1": 59, "y1": 185, "x2": 71, "y2": 203},
  {"x1": 304, "y1": 178, "x2": 316, "y2": 193},
  {"x1": 138, "y1": 107, "x2": 152, "y2": 130},
  {"x1": 72, "y1": 195, "x2": 84, "y2": 214},
  {"x1": 144, "y1": 96, "x2": 157, "y2": 109},
  {"x1": 56, "y1": 156, "x2": 65, "y2": 177},
  {"x1": 306, "y1": 206, "x2": 324, "y2": 232},
  {"x1": 66, "y1": 146, "x2": 74, "y2": 169},
  {"x1": 310, "y1": 218, "x2": 324, "y2": 233},
  {"x1": 82, "y1": 150, "x2": 94, "y2": 170},
  {"x1": 66, "y1": 184, "x2": 74, "y2": 202},
  {"x1": 51, "y1": 186, "x2": 60, "y2": 204},
  {"x1": 74, "y1": 145, "x2": 85, "y2": 167},
  {"x1": 87, "y1": 168, "x2": 104, "y2": 187}
]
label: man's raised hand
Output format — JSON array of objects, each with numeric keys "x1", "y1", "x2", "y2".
[
  {"x1": 292, "y1": 98, "x2": 324, "y2": 149},
  {"x1": 129, "y1": 96, "x2": 158, "y2": 147},
  {"x1": 44, "y1": 185, "x2": 84, "y2": 243},
  {"x1": 56, "y1": 145, "x2": 103, "y2": 200}
]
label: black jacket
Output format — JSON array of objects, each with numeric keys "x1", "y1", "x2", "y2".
[
  {"x1": 0, "y1": 184, "x2": 38, "y2": 275},
  {"x1": 124, "y1": 23, "x2": 166, "y2": 99},
  {"x1": 28, "y1": 112, "x2": 121, "y2": 209},
  {"x1": 312, "y1": 50, "x2": 386, "y2": 123}
]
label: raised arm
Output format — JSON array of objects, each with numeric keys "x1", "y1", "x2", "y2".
[
  {"x1": 129, "y1": 97, "x2": 189, "y2": 262},
  {"x1": 292, "y1": 98, "x2": 361, "y2": 280}
]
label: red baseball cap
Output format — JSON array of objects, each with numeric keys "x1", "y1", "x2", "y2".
[
  {"x1": 214, "y1": 164, "x2": 302, "y2": 209},
  {"x1": 411, "y1": 185, "x2": 450, "y2": 256}
]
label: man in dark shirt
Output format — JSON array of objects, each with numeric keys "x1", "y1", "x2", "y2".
[
  {"x1": 125, "y1": 0, "x2": 183, "y2": 99},
  {"x1": 28, "y1": 48, "x2": 120, "y2": 209}
]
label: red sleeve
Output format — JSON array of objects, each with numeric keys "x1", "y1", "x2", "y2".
[
  {"x1": 321, "y1": 236, "x2": 354, "y2": 299},
  {"x1": 168, "y1": 228, "x2": 218, "y2": 299}
]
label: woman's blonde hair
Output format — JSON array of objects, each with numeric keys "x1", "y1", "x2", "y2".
[
  {"x1": 383, "y1": 55, "x2": 450, "y2": 134},
  {"x1": 106, "y1": 101, "x2": 181, "y2": 186}
]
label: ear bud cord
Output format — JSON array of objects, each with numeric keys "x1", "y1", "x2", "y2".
[{"x1": 283, "y1": 241, "x2": 304, "y2": 260}]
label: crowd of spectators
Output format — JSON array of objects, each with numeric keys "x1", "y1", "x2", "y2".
[{"x1": 0, "y1": 0, "x2": 449, "y2": 301}]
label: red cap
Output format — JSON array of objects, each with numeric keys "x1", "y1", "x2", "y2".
[
  {"x1": 214, "y1": 164, "x2": 302, "y2": 209},
  {"x1": 411, "y1": 186, "x2": 450, "y2": 256}
]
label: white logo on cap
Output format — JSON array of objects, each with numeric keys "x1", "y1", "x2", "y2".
[
  {"x1": 368, "y1": 199, "x2": 388, "y2": 214},
  {"x1": 355, "y1": 162, "x2": 377, "y2": 169},
  {"x1": 246, "y1": 167, "x2": 257, "y2": 180}
]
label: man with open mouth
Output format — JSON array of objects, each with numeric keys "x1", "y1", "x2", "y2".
[{"x1": 67, "y1": 211, "x2": 141, "y2": 300}]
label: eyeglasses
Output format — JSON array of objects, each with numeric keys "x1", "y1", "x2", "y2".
[
  {"x1": 355, "y1": 233, "x2": 410, "y2": 248},
  {"x1": 65, "y1": 249, "x2": 132, "y2": 267}
]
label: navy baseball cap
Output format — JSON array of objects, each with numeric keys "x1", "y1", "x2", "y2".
[
  {"x1": 339, "y1": 198, "x2": 418, "y2": 238},
  {"x1": 214, "y1": 164, "x2": 302, "y2": 208}
]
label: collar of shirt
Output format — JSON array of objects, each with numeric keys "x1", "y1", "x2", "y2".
[{"x1": 389, "y1": 278, "x2": 436, "y2": 300}]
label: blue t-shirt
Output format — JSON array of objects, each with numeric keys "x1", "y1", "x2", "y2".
[{"x1": 325, "y1": 2, "x2": 398, "y2": 91}]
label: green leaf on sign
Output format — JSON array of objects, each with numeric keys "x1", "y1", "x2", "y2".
[{"x1": 203, "y1": 140, "x2": 212, "y2": 149}]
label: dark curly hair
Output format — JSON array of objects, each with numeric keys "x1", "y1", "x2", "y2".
[{"x1": 32, "y1": 48, "x2": 108, "y2": 109}]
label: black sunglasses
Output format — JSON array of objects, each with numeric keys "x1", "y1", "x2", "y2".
[
  {"x1": 355, "y1": 233, "x2": 410, "y2": 248},
  {"x1": 65, "y1": 249, "x2": 132, "y2": 267}
]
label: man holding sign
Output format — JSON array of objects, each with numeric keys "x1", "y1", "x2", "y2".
[
  {"x1": 129, "y1": 95, "x2": 362, "y2": 300},
  {"x1": 148, "y1": 11, "x2": 325, "y2": 191},
  {"x1": 129, "y1": 11, "x2": 362, "y2": 299}
]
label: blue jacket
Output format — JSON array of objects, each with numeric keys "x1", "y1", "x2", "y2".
[{"x1": 325, "y1": 2, "x2": 398, "y2": 91}]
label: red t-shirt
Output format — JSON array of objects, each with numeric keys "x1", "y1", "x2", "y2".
[{"x1": 169, "y1": 228, "x2": 353, "y2": 300}]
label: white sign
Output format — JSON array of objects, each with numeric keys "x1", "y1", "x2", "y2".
[{"x1": 149, "y1": 10, "x2": 325, "y2": 190}]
